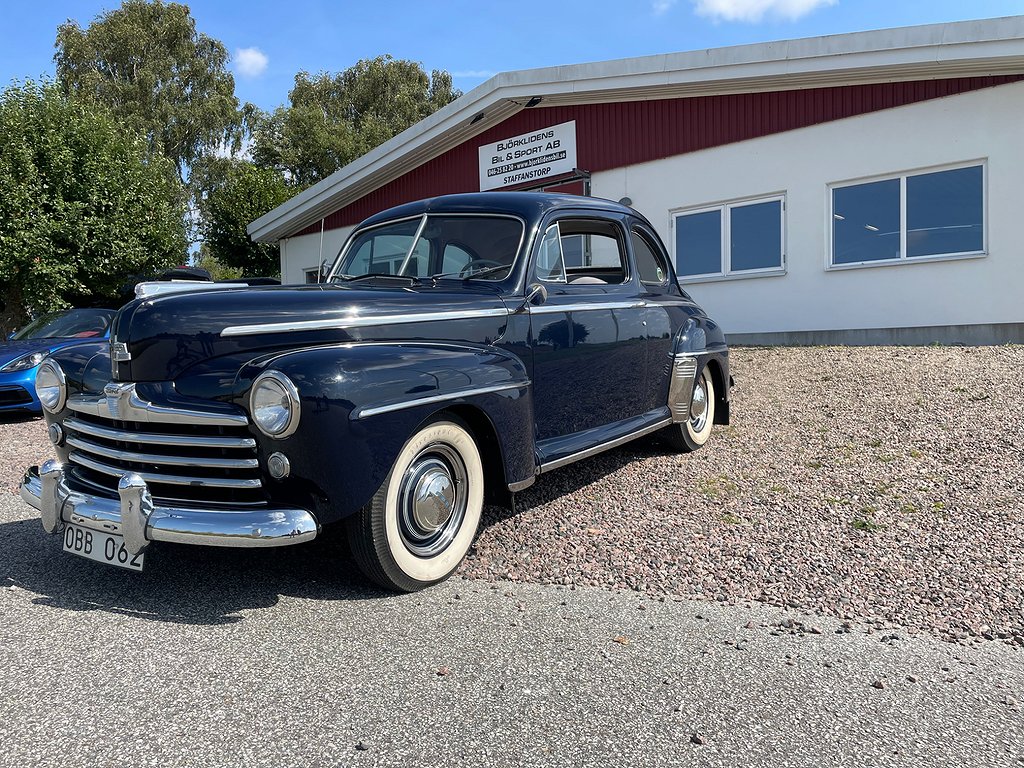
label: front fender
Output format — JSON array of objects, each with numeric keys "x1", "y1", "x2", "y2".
[{"x1": 240, "y1": 342, "x2": 534, "y2": 525}]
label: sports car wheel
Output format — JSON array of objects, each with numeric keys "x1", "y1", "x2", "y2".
[
  {"x1": 662, "y1": 367, "x2": 716, "y2": 453},
  {"x1": 347, "y1": 416, "x2": 484, "y2": 592}
]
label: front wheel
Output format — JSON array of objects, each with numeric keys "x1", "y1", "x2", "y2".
[
  {"x1": 347, "y1": 416, "x2": 484, "y2": 592},
  {"x1": 662, "y1": 367, "x2": 716, "y2": 453}
]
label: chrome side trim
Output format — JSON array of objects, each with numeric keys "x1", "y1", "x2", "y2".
[
  {"x1": 66, "y1": 382, "x2": 248, "y2": 426},
  {"x1": 21, "y1": 465, "x2": 318, "y2": 550},
  {"x1": 539, "y1": 417, "x2": 673, "y2": 473},
  {"x1": 69, "y1": 451, "x2": 262, "y2": 489},
  {"x1": 221, "y1": 307, "x2": 511, "y2": 337},
  {"x1": 353, "y1": 381, "x2": 529, "y2": 419},
  {"x1": 66, "y1": 435, "x2": 259, "y2": 469},
  {"x1": 668, "y1": 355, "x2": 699, "y2": 423},
  {"x1": 63, "y1": 417, "x2": 256, "y2": 448},
  {"x1": 529, "y1": 301, "x2": 646, "y2": 314}
]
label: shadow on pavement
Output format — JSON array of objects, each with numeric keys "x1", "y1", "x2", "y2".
[
  {"x1": 2, "y1": 435, "x2": 674, "y2": 626},
  {"x1": 0, "y1": 516, "x2": 389, "y2": 626}
]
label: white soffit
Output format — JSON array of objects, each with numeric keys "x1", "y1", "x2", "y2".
[{"x1": 249, "y1": 15, "x2": 1024, "y2": 242}]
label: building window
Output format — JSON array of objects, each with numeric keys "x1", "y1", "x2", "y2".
[
  {"x1": 304, "y1": 269, "x2": 321, "y2": 284},
  {"x1": 674, "y1": 196, "x2": 785, "y2": 280},
  {"x1": 830, "y1": 163, "x2": 984, "y2": 267}
]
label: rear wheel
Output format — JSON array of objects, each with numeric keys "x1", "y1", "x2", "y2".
[
  {"x1": 662, "y1": 367, "x2": 716, "y2": 453},
  {"x1": 347, "y1": 416, "x2": 484, "y2": 592}
]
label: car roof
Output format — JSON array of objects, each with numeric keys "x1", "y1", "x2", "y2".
[{"x1": 358, "y1": 192, "x2": 636, "y2": 228}]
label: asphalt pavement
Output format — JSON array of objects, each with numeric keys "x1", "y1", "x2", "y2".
[{"x1": 1, "y1": 492, "x2": 1021, "y2": 768}]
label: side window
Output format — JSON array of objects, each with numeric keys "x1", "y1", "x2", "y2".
[
  {"x1": 631, "y1": 229, "x2": 669, "y2": 285},
  {"x1": 537, "y1": 218, "x2": 627, "y2": 285},
  {"x1": 536, "y1": 224, "x2": 566, "y2": 282}
]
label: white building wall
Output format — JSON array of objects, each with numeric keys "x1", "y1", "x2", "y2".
[
  {"x1": 592, "y1": 81, "x2": 1024, "y2": 336},
  {"x1": 279, "y1": 225, "x2": 355, "y2": 285}
]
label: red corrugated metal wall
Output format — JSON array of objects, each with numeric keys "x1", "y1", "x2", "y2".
[{"x1": 296, "y1": 75, "x2": 1022, "y2": 236}]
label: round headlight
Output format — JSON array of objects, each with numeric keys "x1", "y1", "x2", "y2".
[
  {"x1": 249, "y1": 371, "x2": 300, "y2": 438},
  {"x1": 35, "y1": 359, "x2": 67, "y2": 413}
]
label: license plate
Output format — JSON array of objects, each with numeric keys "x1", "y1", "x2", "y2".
[{"x1": 62, "y1": 524, "x2": 144, "y2": 572}]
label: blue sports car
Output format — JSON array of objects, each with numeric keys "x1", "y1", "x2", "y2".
[{"x1": 0, "y1": 308, "x2": 115, "y2": 414}]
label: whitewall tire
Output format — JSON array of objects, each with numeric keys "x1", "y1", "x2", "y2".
[{"x1": 347, "y1": 416, "x2": 484, "y2": 592}]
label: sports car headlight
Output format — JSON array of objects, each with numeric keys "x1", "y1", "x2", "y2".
[
  {"x1": 249, "y1": 371, "x2": 300, "y2": 438},
  {"x1": 1, "y1": 350, "x2": 47, "y2": 373},
  {"x1": 35, "y1": 359, "x2": 67, "y2": 412}
]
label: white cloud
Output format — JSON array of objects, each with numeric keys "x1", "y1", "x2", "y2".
[
  {"x1": 234, "y1": 47, "x2": 268, "y2": 78},
  {"x1": 692, "y1": 0, "x2": 836, "y2": 22},
  {"x1": 452, "y1": 70, "x2": 497, "y2": 79},
  {"x1": 652, "y1": 0, "x2": 678, "y2": 14}
]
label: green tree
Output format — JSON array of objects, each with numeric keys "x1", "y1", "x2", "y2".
[
  {"x1": 55, "y1": 0, "x2": 240, "y2": 181},
  {"x1": 196, "y1": 158, "x2": 293, "y2": 277},
  {"x1": 253, "y1": 56, "x2": 460, "y2": 187},
  {"x1": 0, "y1": 81, "x2": 187, "y2": 333}
]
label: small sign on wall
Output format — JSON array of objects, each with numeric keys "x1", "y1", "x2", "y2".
[{"x1": 478, "y1": 121, "x2": 577, "y2": 191}]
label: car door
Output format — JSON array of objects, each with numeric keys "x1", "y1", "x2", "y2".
[
  {"x1": 528, "y1": 213, "x2": 648, "y2": 444},
  {"x1": 629, "y1": 221, "x2": 698, "y2": 413}
]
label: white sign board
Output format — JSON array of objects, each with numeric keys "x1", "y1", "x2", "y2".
[{"x1": 478, "y1": 121, "x2": 577, "y2": 191}]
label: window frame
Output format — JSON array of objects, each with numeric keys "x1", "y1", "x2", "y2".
[
  {"x1": 827, "y1": 160, "x2": 987, "y2": 271},
  {"x1": 671, "y1": 193, "x2": 787, "y2": 283},
  {"x1": 533, "y1": 216, "x2": 632, "y2": 287}
]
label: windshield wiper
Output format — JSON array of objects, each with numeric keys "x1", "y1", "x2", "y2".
[
  {"x1": 429, "y1": 264, "x2": 513, "y2": 283},
  {"x1": 335, "y1": 273, "x2": 421, "y2": 285}
]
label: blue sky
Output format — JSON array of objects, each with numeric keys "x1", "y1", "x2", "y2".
[{"x1": 2, "y1": 1, "x2": 1022, "y2": 111}]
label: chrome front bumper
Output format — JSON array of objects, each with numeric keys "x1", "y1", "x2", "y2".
[{"x1": 20, "y1": 460, "x2": 319, "y2": 555}]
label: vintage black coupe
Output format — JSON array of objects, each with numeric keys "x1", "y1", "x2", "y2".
[{"x1": 21, "y1": 193, "x2": 731, "y2": 590}]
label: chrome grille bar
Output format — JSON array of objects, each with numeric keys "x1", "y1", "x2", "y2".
[
  {"x1": 67, "y1": 382, "x2": 247, "y2": 426},
  {"x1": 69, "y1": 452, "x2": 262, "y2": 489},
  {"x1": 64, "y1": 417, "x2": 256, "y2": 449},
  {"x1": 66, "y1": 435, "x2": 259, "y2": 469}
]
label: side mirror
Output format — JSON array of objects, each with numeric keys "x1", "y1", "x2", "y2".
[
  {"x1": 318, "y1": 260, "x2": 329, "y2": 283},
  {"x1": 522, "y1": 283, "x2": 547, "y2": 309}
]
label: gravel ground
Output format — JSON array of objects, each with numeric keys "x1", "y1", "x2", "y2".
[
  {"x1": 466, "y1": 346, "x2": 1024, "y2": 645},
  {"x1": 4, "y1": 346, "x2": 1023, "y2": 644}
]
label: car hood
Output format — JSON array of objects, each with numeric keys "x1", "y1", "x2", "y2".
[
  {"x1": 112, "y1": 282, "x2": 513, "y2": 382},
  {"x1": 0, "y1": 336, "x2": 104, "y2": 369}
]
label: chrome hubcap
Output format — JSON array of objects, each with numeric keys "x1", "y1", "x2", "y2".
[
  {"x1": 398, "y1": 443, "x2": 467, "y2": 557},
  {"x1": 689, "y1": 376, "x2": 709, "y2": 432}
]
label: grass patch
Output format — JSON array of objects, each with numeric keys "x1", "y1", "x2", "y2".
[
  {"x1": 849, "y1": 515, "x2": 884, "y2": 533},
  {"x1": 805, "y1": 460, "x2": 823, "y2": 469},
  {"x1": 698, "y1": 475, "x2": 740, "y2": 499},
  {"x1": 909, "y1": 448, "x2": 923, "y2": 459}
]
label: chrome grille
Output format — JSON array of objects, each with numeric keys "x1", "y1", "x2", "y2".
[{"x1": 62, "y1": 385, "x2": 265, "y2": 507}]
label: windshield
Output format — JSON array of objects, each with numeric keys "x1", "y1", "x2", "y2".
[
  {"x1": 330, "y1": 215, "x2": 523, "y2": 282},
  {"x1": 12, "y1": 308, "x2": 114, "y2": 340}
]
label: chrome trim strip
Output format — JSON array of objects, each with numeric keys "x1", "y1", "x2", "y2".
[
  {"x1": 109, "y1": 342, "x2": 131, "y2": 362},
  {"x1": 66, "y1": 435, "x2": 259, "y2": 469},
  {"x1": 668, "y1": 355, "x2": 699, "y2": 423},
  {"x1": 221, "y1": 307, "x2": 512, "y2": 337},
  {"x1": 21, "y1": 465, "x2": 318, "y2": 549},
  {"x1": 63, "y1": 417, "x2": 256, "y2": 448},
  {"x1": 354, "y1": 381, "x2": 529, "y2": 419},
  {"x1": 538, "y1": 417, "x2": 673, "y2": 473},
  {"x1": 529, "y1": 301, "x2": 647, "y2": 314},
  {"x1": 66, "y1": 382, "x2": 248, "y2": 426},
  {"x1": 507, "y1": 476, "x2": 536, "y2": 493},
  {"x1": 69, "y1": 451, "x2": 262, "y2": 489},
  {"x1": 396, "y1": 214, "x2": 428, "y2": 276}
]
